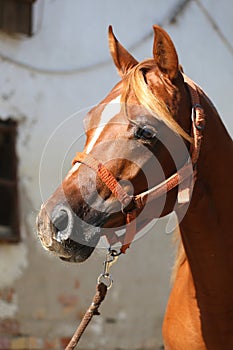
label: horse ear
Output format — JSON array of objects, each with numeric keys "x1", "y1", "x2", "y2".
[
  {"x1": 108, "y1": 25, "x2": 138, "y2": 77},
  {"x1": 152, "y1": 25, "x2": 179, "y2": 80}
]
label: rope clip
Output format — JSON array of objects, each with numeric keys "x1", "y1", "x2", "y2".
[{"x1": 97, "y1": 249, "x2": 120, "y2": 289}]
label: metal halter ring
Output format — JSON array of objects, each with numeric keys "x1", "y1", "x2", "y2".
[
  {"x1": 97, "y1": 273, "x2": 113, "y2": 290},
  {"x1": 191, "y1": 104, "x2": 205, "y2": 131}
]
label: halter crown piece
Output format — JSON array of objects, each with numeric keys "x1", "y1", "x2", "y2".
[{"x1": 72, "y1": 74, "x2": 206, "y2": 254}]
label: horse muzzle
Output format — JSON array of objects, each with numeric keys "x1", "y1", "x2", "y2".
[{"x1": 36, "y1": 203, "x2": 100, "y2": 262}]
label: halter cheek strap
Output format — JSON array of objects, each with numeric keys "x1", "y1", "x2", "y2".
[{"x1": 72, "y1": 75, "x2": 205, "y2": 254}]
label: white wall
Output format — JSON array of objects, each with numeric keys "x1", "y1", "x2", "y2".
[{"x1": 0, "y1": 0, "x2": 232, "y2": 348}]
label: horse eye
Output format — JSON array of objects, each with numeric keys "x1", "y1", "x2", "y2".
[{"x1": 135, "y1": 126, "x2": 157, "y2": 141}]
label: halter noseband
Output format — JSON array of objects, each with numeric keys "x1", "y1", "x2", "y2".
[{"x1": 72, "y1": 75, "x2": 205, "y2": 254}]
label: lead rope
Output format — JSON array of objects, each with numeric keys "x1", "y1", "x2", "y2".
[
  {"x1": 65, "y1": 250, "x2": 119, "y2": 350},
  {"x1": 65, "y1": 283, "x2": 107, "y2": 350}
]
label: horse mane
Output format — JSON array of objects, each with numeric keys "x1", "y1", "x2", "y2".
[{"x1": 121, "y1": 59, "x2": 192, "y2": 143}]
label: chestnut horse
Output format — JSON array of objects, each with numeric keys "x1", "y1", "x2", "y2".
[{"x1": 37, "y1": 26, "x2": 233, "y2": 349}]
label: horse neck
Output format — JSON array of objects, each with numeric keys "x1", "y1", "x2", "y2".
[
  {"x1": 192, "y1": 91, "x2": 233, "y2": 216},
  {"x1": 183, "y1": 87, "x2": 233, "y2": 227},
  {"x1": 177, "y1": 89, "x2": 233, "y2": 346}
]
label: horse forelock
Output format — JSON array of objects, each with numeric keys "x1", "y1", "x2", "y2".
[{"x1": 121, "y1": 59, "x2": 192, "y2": 142}]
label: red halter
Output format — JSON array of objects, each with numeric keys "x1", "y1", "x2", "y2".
[{"x1": 72, "y1": 75, "x2": 205, "y2": 254}]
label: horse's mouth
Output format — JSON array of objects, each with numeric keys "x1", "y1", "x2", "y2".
[
  {"x1": 38, "y1": 227, "x2": 100, "y2": 263},
  {"x1": 58, "y1": 238, "x2": 97, "y2": 263}
]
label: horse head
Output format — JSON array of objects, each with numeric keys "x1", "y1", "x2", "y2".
[{"x1": 37, "y1": 26, "x2": 193, "y2": 262}]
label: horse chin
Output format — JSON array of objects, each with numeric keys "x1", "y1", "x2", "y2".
[{"x1": 59, "y1": 241, "x2": 96, "y2": 263}]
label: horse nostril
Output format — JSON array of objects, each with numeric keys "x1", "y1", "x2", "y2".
[
  {"x1": 51, "y1": 207, "x2": 74, "y2": 242},
  {"x1": 53, "y1": 209, "x2": 69, "y2": 232}
]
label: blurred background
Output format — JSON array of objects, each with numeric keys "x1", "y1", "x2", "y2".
[{"x1": 0, "y1": 1, "x2": 232, "y2": 349}]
